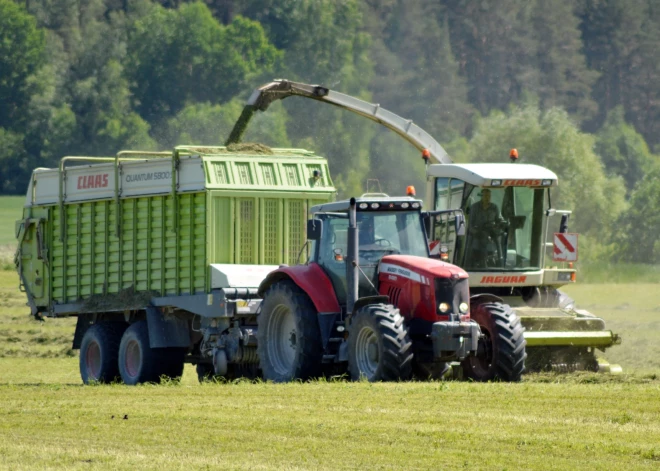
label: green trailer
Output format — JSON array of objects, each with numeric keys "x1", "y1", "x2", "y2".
[{"x1": 15, "y1": 145, "x2": 335, "y2": 384}]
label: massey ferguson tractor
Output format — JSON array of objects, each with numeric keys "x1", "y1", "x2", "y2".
[
  {"x1": 256, "y1": 193, "x2": 526, "y2": 382},
  {"x1": 228, "y1": 79, "x2": 621, "y2": 379}
]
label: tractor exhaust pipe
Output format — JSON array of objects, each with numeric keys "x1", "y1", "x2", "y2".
[{"x1": 346, "y1": 197, "x2": 359, "y2": 316}]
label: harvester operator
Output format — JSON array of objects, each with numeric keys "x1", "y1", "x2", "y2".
[{"x1": 467, "y1": 189, "x2": 506, "y2": 267}]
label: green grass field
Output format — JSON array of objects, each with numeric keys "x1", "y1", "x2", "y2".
[
  {"x1": 0, "y1": 196, "x2": 24, "y2": 245},
  {"x1": 1, "y1": 196, "x2": 660, "y2": 470}
]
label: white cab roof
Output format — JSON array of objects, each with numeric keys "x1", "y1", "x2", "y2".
[{"x1": 426, "y1": 163, "x2": 558, "y2": 187}]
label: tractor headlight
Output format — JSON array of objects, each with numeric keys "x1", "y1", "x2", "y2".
[
  {"x1": 438, "y1": 302, "x2": 450, "y2": 313},
  {"x1": 459, "y1": 302, "x2": 469, "y2": 313}
]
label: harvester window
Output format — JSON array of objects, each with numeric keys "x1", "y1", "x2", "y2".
[
  {"x1": 434, "y1": 178, "x2": 465, "y2": 210},
  {"x1": 433, "y1": 178, "x2": 465, "y2": 261},
  {"x1": 461, "y1": 186, "x2": 542, "y2": 270}
]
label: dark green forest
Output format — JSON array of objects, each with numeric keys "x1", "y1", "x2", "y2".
[{"x1": 1, "y1": 0, "x2": 659, "y2": 263}]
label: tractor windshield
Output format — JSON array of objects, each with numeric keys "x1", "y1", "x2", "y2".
[
  {"x1": 316, "y1": 210, "x2": 428, "y2": 266},
  {"x1": 356, "y1": 211, "x2": 429, "y2": 261},
  {"x1": 314, "y1": 210, "x2": 428, "y2": 302}
]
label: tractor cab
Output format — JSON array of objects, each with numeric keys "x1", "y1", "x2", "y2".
[{"x1": 307, "y1": 194, "x2": 430, "y2": 304}]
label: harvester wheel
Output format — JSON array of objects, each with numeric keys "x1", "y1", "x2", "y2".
[
  {"x1": 348, "y1": 304, "x2": 413, "y2": 381},
  {"x1": 257, "y1": 280, "x2": 323, "y2": 382},
  {"x1": 118, "y1": 320, "x2": 183, "y2": 385},
  {"x1": 79, "y1": 322, "x2": 128, "y2": 384},
  {"x1": 462, "y1": 302, "x2": 526, "y2": 382}
]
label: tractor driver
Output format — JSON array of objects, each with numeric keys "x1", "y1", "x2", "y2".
[
  {"x1": 357, "y1": 213, "x2": 376, "y2": 247},
  {"x1": 467, "y1": 188, "x2": 506, "y2": 267}
]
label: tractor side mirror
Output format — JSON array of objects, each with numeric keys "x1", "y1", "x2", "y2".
[
  {"x1": 559, "y1": 214, "x2": 569, "y2": 234},
  {"x1": 307, "y1": 219, "x2": 323, "y2": 240}
]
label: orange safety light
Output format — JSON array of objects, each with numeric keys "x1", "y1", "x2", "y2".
[
  {"x1": 509, "y1": 148, "x2": 519, "y2": 162},
  {"x1": 571, "y1": 272, "x2": 576, "y2": 282},
  {"x1": 568, "y1": 262, "x2": 574, "y2": 269},
  {"x1": 422, "y1": 149, "x2": 431, "y2": 162},
  {"x1": 406, "y1": 185, "x2": 416, "y2": 196}
]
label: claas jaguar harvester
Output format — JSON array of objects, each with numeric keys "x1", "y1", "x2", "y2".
[
  {"x1": 15, "y1": 146, "x2": 336, "y2": 384},
  {"x1": 227, "y1": 79, "x2": 621, "y2": 379},
  {"x1": 256, "y1": 194, "x2": 492, "y2": 382}
]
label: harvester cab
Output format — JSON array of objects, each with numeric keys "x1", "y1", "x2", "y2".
[
  {"x1": 256, "y1": 193, "x2": 485, "y2": 382},
  {"x1": 425, "y1": 161, "x2": 621, "y2": 372}
]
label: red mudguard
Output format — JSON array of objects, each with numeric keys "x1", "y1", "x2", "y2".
[{"x1": 258, "y1": 263, "x2": 341, "y2": 313}]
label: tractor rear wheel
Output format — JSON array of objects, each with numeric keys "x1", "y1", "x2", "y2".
[
  {"x1": 462, "y1": 302, "x2": 526, "y2": 382},
  {"x1": 257, "y1": 281, "x2": 322, "y2": 382},
  {"x1": 348, "y1": 304, "x2": 413, "y2": 381},
  {"x1": 79, "y1": 322, "x2": 128, "y2": 384}
]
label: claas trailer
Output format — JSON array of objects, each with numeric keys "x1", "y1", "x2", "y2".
[{"x1": 15, "y1": 145, "x2": 335, "y2": 384}]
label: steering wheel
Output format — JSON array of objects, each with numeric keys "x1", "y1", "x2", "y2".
[
  {"x1": 359, "y1": 249, "x2": 382, "y2": 263},
  {"x1": 359, "y1": 247, "x2": 400, "y2": 263},
  {"x1": 374, "y1": 238, "x2": 392, "y2": 247}
]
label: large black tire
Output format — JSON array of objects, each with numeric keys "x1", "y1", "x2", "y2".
[
  {"x1": 462, "y1": 302, "x2": 526, "y2": 382},
  {"x1": 79, "y1": 322, "x2": 128, "y2": 384},
  {"x1": 257, "y1": 281, "x2": 323, "y2": 382},
  {"x1": 348, "y1": 304, "x2": 413, "y2": 382},
  {"x1": 118, "y1": 320, "x2": 185, "y2": 385}
]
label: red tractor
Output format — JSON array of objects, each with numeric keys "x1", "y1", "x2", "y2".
[{"x1": 256, "y1": 194, "x2": 523, "y2": 382}]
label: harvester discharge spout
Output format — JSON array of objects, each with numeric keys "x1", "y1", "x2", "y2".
[{"x1": 225, "y1": 79, "x2": 452, "y2": 165}]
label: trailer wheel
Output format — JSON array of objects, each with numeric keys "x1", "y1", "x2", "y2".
[
  {"x1": 348, "y1": 304, "x2": 413, "y2": 381},
  {"x1": 118, "y1": 321, "x2": 184, "y2": 385},
  {"x1": 257, "y1": 280, "x2": 322, "y2": 382},
  {"x1": 79, "y1": 322, "x2": 128, "y2": 384},
  {"x1": 462, "y1": 302, "x2": 526, "y2": 382},
  {"x1": 161, "y1": 348, "x2": 186, "y2": 379}
]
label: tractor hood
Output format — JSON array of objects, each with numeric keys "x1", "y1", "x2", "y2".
[{"x1": 378, "y1": 255, "x2": 469, "y2": 282}]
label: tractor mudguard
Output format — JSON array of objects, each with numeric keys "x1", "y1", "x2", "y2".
[
  {"x1": 258, "y1": 263, "x2": 341, "y2": 314},
  {"x1": 470, "y1": 293, "x2": 504, "y2": 306}
]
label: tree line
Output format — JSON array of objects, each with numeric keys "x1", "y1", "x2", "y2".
[{"x1": 1, "y1": 0, "x2": 659, "y2": 263}]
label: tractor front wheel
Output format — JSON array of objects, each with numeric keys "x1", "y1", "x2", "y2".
[
  {"x1": 257, "y1": 281, "x2": 323, "y2": 382},
  {"x1": 348, "y1": 304, "x2": 413, "y2": 381},
  {"x1": 462, "y1": 302, "x2": 526, "y2": 382}
]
